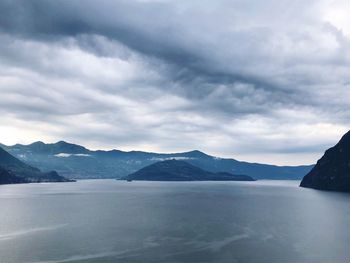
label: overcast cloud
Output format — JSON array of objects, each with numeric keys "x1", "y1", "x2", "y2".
[{"x1": 0, "y1": 0, "x2": 350, "y2": 165}]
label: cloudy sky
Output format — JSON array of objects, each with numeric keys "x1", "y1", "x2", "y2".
[{"x1": 0, "y1": 0, "x2": 349, "y2": 165}]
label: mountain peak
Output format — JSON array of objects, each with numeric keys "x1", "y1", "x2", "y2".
[
  {"x1": 52, "y1": 141, "x2": 90, "y2": 154},
  {"x1": 189, "y1": 150, "x2": 203, "y2": 154},
  {"x1": 338, "y1": 130, "x2": 350, "y2": 146},
  {"x1": 183, "y1": 150, "x2": 208, "y2": 157},
  {"x1": 29, "y1": 141, "x2": 45, "y2": 146},
  {"x1": 55, "y1": 140, "x2": 70, "y2": 145}
]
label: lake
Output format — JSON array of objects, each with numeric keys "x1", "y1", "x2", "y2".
[{"x1": 0, "y1": 180, "x2": 349, "y2": 263}]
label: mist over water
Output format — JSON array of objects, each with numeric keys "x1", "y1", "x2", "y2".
[{"x1": 0, "y1": 180, "x2": 349, "y2": 263}]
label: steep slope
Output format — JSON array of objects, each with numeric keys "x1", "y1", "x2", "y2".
[
  {"x1": 0, "y1": 145, "x2": 41, "y2": 177},
  {"x1": 0, "y1": 146, "x2": 71, "y2": 184},
  {"x1": 1, "y1": 141, "x2": 313, "y2": 180},
  {"x1": 0, "y1": 167, "x2": 26, "y2": 184},
  {"x1": 300, "y1": 130, "x2": 350, "y2": 191},
  {"x1": 124, "y1": 159, "x2": 255, "y2": 181}
]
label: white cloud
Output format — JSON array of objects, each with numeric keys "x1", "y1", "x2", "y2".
[{"x1": 54, "y1": 153, "x2": 91, "y2": 158}]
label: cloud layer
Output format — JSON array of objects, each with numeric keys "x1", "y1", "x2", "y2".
[{"x1": 0, "y1": 0, "x2": 349, "y2": 165}]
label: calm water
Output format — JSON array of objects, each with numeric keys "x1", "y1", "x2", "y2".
[{"x1": 0, "y1": 180, "x2": 350, "y2": 263}]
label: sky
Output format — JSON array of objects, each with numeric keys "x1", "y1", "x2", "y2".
[{"x1": 0, "y1": 0, "x2": 349, "y2": 165}]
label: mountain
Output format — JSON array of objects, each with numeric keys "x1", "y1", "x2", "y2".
[
  {"x1": 300, "y1": 130, "x2": 350, "y2": 192},
  {"x1": 0, "y1": 167, "x2": 26, "y2": 184},
  {"x1": 9, "y1": 141, "x2": 90, "y2": 155},
  {"x1": 0, "y1": 146, "x2": 72, "y2": 184},
  {"x1": 124, "y1": 159, "x2": 255, "y2": 181},
  {"x1": 1, "y1": 141, "x2": 313, "y2": 180},
  {"x1": 0, "y1": 145, "x2": 41, "y2": 177}
]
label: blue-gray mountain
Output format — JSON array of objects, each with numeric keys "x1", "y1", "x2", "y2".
[
  {"x1": 301, "y1": 130, "x2": 350, "y2": 192},
  {"x1": 0, "y1": 166, "x2": 26, "y2": 184},
  {"x1": 1, "y1": 141, "x2": 313, "y2": 180},
  {"x1": 124, "y1": 159, "x2": 255, "y2": 181},
  {"x1": 0, "y1": 146, "x2": 72, "y2": 184}
]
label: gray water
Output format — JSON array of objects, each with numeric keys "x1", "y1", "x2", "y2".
[{"x1": 0, "y1": 180, "x2": 349, "y2": 263}]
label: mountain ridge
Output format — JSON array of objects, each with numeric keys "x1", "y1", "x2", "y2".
[{"x1": 1, "y1": 141, "x2": 314, "y2": 180}]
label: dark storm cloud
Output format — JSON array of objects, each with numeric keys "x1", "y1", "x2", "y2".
[
  {"x1": 0, "y1": 0, "x2": 349, "y2": 164},
  {"x1": 0, "y1": 0, "x2": 290, "y2": 103},
  {"x1": 0, "y1": 0, "x2": 200, "y2": 64}
]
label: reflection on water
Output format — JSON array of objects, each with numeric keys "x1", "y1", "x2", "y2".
[{"x1": 0, "y1": 180, "x2": 349, "y2": 263}]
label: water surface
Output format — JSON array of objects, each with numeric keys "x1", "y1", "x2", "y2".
[{"x1": 0, "y1": 180, "x2": 349, "y2": 263}]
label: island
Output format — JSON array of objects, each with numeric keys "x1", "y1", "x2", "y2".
[{"x1": 123, "y1": 159, "x2": 255, "y2": 181}]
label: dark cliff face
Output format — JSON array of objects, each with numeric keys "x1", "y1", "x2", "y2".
[
  {"x1": 300, "y1": 130, "x2": 350, "y2": 191},
  {"x1": 124, "y1": 159, "x2": 255, "y2": 181}
]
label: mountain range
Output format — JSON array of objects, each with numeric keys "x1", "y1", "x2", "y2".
[
  {"x1": 125, "y1": 159, "x2": 255, "y2": 181},
  {"x1": 0, "y1": 146, "x2": 71, "y2": 184},
  {"x1": 0, "y1": 141, "x2": 313, "y2": 180}
]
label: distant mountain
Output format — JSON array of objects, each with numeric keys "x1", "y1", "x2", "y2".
[
  {"x1": 124, "y1": 159, "x2": 255, "y2": 181},
  {"x1": 1, "y1": 141, "x2": 313, "y2": 180},
  {"x1": 300, "y1": 130, "x2": 350, "y2": 192},
  {"x1": 0, "y1": 146, "x2": 72, "y2": 184},
  {"x1": 9, "y1": 141, "x2": 90, "y2": 155}
]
